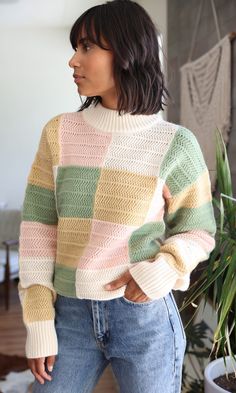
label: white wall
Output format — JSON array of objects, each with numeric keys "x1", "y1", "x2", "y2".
[{"x1": 0, "y1": 27, "x2": 81, "y2": 209}]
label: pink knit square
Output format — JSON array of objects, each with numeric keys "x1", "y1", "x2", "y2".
[
  {"x1": 60, "y1": 113, "x2": 112, "y2": 167},
  {"x1": 19, "y1": 221, "x2": 57, "y2": 258},
  {"x1": 77, "y1": 219, "x2": 137, "y2": 269}
]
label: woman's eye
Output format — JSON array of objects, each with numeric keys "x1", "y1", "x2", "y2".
[
  {"x1": 77, "y1": 43, "x2": 91, "y2": 51},
  {"x1": 83, "y1": 43, "x2": 91, "y2": 51},
  {"x1": 74, "y1": 42, "x2": 92, "y2": 53}
]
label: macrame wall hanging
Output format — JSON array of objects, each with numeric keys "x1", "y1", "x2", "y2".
[{"x1": 180, "y1": 0, "x2": 236, "y2": 192}]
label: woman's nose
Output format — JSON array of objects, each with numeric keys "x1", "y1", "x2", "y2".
[{"x1": 68, "y1": 52, "x2": 80, "y2": 69}]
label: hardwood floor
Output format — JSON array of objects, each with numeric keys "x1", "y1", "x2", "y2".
[{"x1": 0, "y1": 280, "x2": 119, "y2": 392}]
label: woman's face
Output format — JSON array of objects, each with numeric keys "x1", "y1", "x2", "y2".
[{"x1": 68, "y1": 26, "x2": 118, "y2": 109}]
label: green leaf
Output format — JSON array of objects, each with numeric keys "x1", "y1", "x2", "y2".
[{"x1": 214, "y1": 276, "x2": 236, "y2": 341}]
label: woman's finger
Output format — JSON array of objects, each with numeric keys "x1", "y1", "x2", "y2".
[
  {"x1": 35, "y1": 358, "x2": 52, "y2": 382},
  {"x1": 34, "y1": 371, "x2": 46, "y2": 385},
  {"x1": 46, "y1": 355, "x2": 56, "y2": 373},
  {"x1": 29, "y1": 360, "x2": 45, "y2": 385}
]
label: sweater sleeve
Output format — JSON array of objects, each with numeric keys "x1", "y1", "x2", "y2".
[
  {"x1": 129, "y1": 126, "x2": 216, "y2": 300},
  {"x1": 18, "y1": 115, "x2": 60, "y2": 358}
]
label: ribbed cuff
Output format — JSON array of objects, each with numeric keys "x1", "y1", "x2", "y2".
[
  {"x1": 129, "y1": 256, "x2": 179, "y2": 300},
  {"x1": 25, "y1": 320, "x2": 58, "y2": 359}
]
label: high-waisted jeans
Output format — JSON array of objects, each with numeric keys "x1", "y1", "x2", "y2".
[{"x1": 32, "y1": 291, "x2": 186, "y2": 393}]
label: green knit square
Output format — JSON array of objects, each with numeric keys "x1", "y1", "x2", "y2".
[
  {"x1": 22, "y1": 184, "x2": 58, "y2": 225},
  {"x1": 56, "y1": 166, "x2": 100, "y2": 217}
]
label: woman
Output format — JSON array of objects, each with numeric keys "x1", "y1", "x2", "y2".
[{"x1": 18, "y1": 1, "x2": 216, "y2": 392}]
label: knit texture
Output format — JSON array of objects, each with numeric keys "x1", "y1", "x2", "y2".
[{"x1": 18, "y1": 102, "x2": 216, "y2": 358}]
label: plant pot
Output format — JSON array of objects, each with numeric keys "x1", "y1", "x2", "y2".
[{"x1": 204, "y1": 356, "x2": 236, "y2": 392}]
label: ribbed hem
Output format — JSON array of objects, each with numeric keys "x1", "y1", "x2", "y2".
[
  {"x1": 129, "y1": 256, "x2": 180, "y2": 299},
  {"x1": 53, "y1": 263, "x2": 190, "y2": 300},
  {"x1": 81, "y1": 102, "x2": 163, "y2": 133},
  {"x1": 25, "y1": 320, "x2": 58, "y2": 359},
  {"x1": 75, "y1": 265, "x2": 131, "y2": 300}
]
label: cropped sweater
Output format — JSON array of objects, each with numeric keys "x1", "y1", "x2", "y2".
[{"x1": 18, "y1": 102, "x2": 216, "y2": 358}]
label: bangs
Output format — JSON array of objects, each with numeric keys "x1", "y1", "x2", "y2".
[{"x1": 70, "y1": 7, "x2": 111, "y2": 51}]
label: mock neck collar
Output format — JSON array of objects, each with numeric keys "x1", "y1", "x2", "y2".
[{"x1": 81, "y1": 102, "x2": 163, "y2": 133}]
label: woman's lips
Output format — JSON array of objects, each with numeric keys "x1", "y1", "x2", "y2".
[{"x1": 74, "y1": 76, "x2": 85, "y2": 84}]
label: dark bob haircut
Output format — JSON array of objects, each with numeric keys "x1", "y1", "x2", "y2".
[{"x1": 69, "y1": 0, "x2": 170, "y2": 115}]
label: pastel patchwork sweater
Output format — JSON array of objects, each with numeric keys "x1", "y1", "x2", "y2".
[{"x1": 18, "y1": 102, "x2": 216, "y2": 358}]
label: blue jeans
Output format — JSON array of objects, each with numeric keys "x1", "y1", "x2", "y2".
[{"x1": 32, "y1": 291, "x2": 186, "y2": 393}]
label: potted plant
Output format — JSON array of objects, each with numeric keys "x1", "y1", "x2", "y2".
[{"x1": 180, "y1": 127, "x2": 236, "y2": 392}]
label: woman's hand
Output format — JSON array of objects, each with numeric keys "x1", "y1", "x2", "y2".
[
  {"x1": 104, "y1": 270, "x2": 151, "y2": 302},
  {"x1": 28, "y1": 355, "x2": 55, "y2": 385}
]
